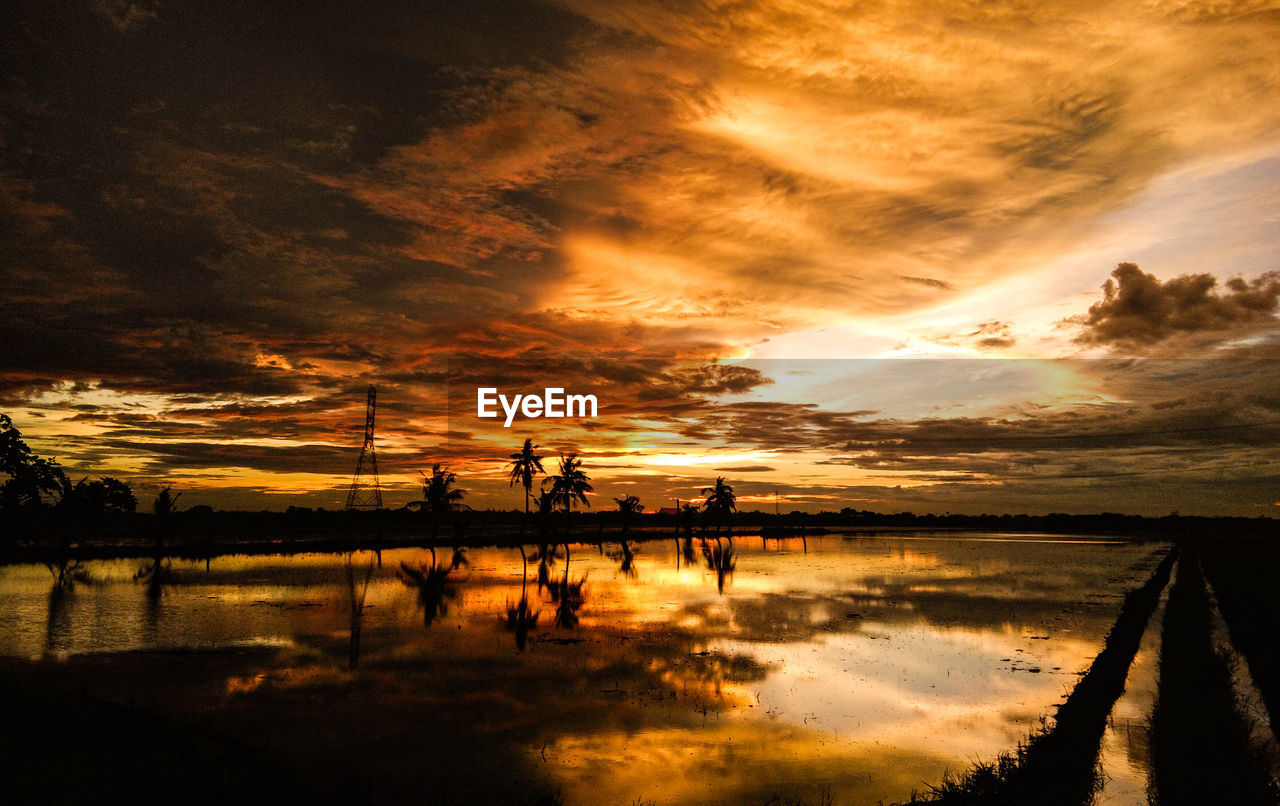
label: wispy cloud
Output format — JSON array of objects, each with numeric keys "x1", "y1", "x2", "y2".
[{"x1": 2, "y1": 1, "x2": 1278, "y2": 511}]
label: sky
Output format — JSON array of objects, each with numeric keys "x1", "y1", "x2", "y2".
[{"x1": 2, "y1": 0, "x2": 1279, "y2": 515}]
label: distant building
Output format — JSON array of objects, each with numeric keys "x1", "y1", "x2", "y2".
[{"x1": 655, "y1": 507, "x2": 680, "y2": 516}]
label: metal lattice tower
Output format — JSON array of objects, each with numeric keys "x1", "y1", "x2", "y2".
[{"x1": 345, "y1": 385, "x2": 383, "y2": 510}]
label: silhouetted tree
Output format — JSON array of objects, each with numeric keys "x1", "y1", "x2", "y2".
[
  {"x1": 57, "y1": 477, "x2": 136, "y2": 537},
  {"x1": 507, "y1": 438, "x2": 545, "y2": 534},
  {"x1": 531, "y1": 489, "x2": 556, "y2": 541},
  {"x1": 678, "y1": 502, "x2": 698, "y2": 537},
  {"x1": 414, "y1": 464, "x2": 466, "y2": 540},
  {"x1": 701, "y1": 477, "x2": 736, "y2": 536},
  {"x1": 613, "y1": 494, "x2": 643, "y2": 534},
  {"x1": 0, "y1": 413, "x2": 68, "y2": 521},
  {"x1": 611, "y1": 495, "x2": 643, "y2": 577},
  {"x1": 543, "y1": 454, "x2": 592, "y2": 537},
  {"x1": 152, "y1": 486, "x2": 181, "y2": 549}
]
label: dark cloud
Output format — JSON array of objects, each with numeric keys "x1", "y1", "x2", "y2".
[
  {"x1": 899, "y1": 275, "x2": 955, "y2": 291},
  {"x1": 664, "y1": 363, "x2": 774, "y2": 396},
  {"x1": 1073, "y1": 263, "x2": 1280, "y2": 348},
  {"x1": 0, "y1": 0, "x2": 635, "y2": 409},
  {"x1": 671, "y1": 360, "x2": 1280, "y2": 492},
  {"x1": 970, "y1": 321, "x2": 1016, "y2": 349}
]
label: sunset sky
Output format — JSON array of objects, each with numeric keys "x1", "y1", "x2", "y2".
[{"x1": 2, "y1": 0, "x2": 1278, "y2": 514}]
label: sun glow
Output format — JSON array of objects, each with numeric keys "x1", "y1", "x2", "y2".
[{"x1": 639, "y1": 451, "x2": 779, "y2": 468}]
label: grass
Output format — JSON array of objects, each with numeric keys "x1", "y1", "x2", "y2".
[
  {"x1": 1200, "y1": 536, "x2": 1280, "y2": 740},
  {"x1": 1149, "y1": 543, "x2": 1279, "y2": 805},
  {"x1": 899, "y1": 547, "x2": 1177, "y2": 806}
]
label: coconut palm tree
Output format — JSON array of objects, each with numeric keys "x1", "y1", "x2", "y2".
[
  {"x1": 415, "y1": 464, "x2": 466, "y2": 540},
  {"x1": 701, "y1": 477, "x2": 736, "y2": 536},
  {"x1": 612, "y1": 494, "x2": 643, "y2": 576},
  {"x1": 678, "y1": 501, "x2": 698, "y2": 537},
  {"x1": 543, "y1": 453, "x2": 592, "y2": 537},
  {"x1": 613, "y1": 494, "x2": 644, "y2": 534},
  {"x1": 153, "y1": 486, "x2": 181, "y2": 549},
  {"x1": 507, "y1": 438, "x2": 545, "y2": 533}
]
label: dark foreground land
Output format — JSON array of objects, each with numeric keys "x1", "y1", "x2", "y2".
[
  {"x1": 1, "y1": 651, "x2": 353, "y2": 805},
  {"x1": 1, "y1": 633, "x2": 635, "y2": 805}
]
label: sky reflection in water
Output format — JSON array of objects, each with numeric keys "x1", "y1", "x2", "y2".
[{"x1": 0, "y1": 534, "x2": 1163, "y2": 804}]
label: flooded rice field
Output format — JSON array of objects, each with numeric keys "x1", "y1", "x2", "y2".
[{"x1": 0, "y1": 533, "x2": 1169, "y2": 804}]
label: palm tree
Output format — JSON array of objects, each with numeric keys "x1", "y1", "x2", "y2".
[
  {"x1": 543, "y1": 454, "x2": 592, "y2": 537},
  {"x1": 416, "y1": 464, "x2": 466, "y2": 540},
  {"x1": 679, "y1": 501, "x2": 698, "y2": 537},
  {"x1": 613, "y1": 494, "x2": 643, "y2": 576},
  {"x1": 507, "y1": 438, "x2": 545, "y2": 533},
  {"x1": 153, "y1": 486, "x2": 181, "y2": 550},
  {"x1": 701, "y1": 477, "x2": 736, "y2": 536},
  {"x1": 614, "y1": 494, "x2": 644, "y2": 534}
]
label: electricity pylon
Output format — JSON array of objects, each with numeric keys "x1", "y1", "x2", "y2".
[{"x1": 345, "y1": 385, "x2": 382, "y2": 510}]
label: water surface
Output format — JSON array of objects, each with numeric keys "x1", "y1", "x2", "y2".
[{"x1": 0, "y1": 533, "x2": 1164, "y2": 804}]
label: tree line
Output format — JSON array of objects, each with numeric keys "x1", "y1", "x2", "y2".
[
  {"x1": 1, "y1": 414, "x2": 741, "y2": 543},
  {"x1": 0, "y1": 414, "x2": 186, "y2": 539},
  {"x1": 414, "y1": 437, "x2": 738, "y2": 538}
]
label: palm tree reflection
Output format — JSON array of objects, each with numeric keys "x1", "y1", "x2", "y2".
[
  {"x1": 702, "y1": 537, "x2": 737, "y2": 594},
  {"x1": 682, "y1": 535, "x2": 697, "y2": 568},
  {"x1": 544, "y1": 543, "x2": 586, "y2": 630},
  {"x1": 530, "y1": 538, "x2": 557, "y2": 593},
  {"x1": 550, "y1": 574, "x2": 586, "y2": 630},
  {"x1": 618, "y1": 539, "x2": 636, "y2": 578},
  {"x1": 504, "y1": 547, "x2": 540, "y2": 651},
  {"x1": 398, "y1": 546, "x2": 461, "y2": 629}
]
